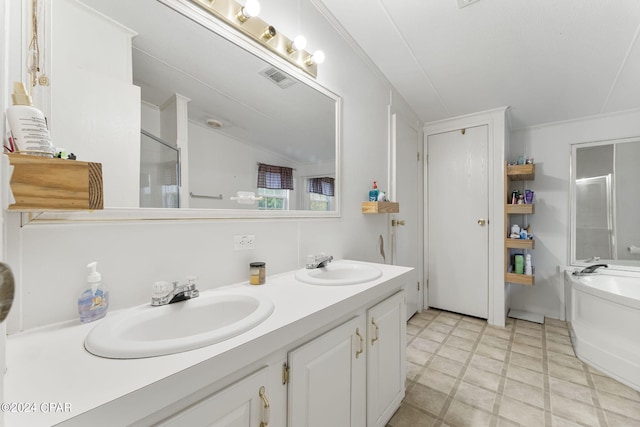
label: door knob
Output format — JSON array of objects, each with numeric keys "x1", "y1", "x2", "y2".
[
  {"x1": 477, "y1": 218, "x2": 486, "y2": 226},
  {"x1": 392, "y1": 219, "x2": 406, "y2": 226}
]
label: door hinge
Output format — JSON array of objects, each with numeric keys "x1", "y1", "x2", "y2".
[
  {"x1": 282, "y1": 362, "x2": 290, "y2": 385},
  {"x1": 425, "y1": 154, "x2": 428, "y2": 164},
  {"x1": 417, "y1": 281, "x2": 420, "y2": 291},
  {"x1": 417, "y1": 152, "x2": 420, "y2": 161}
]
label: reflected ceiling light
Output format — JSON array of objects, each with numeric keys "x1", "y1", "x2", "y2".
[
  {"x1": 237, "y1": 0, "x2": 260, "y2": 23},
  {"x1": 206, "y1": 118, "x2": 223, "y2": 129},
  {"x1": 305, "y1": 50, "x2": 325, "y2": 66},
  {"x1": 287, "y1": 35, "x2": 307, "y2": 54}
]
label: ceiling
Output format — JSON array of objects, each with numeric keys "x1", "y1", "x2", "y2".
[{"x1": 318, "y1": 0, "x2": 640, "y2": 129}]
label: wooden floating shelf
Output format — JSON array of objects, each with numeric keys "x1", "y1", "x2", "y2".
[
  {"x1": 505, "y1": 272, "x2": 535, "y2": 286},
  {"x1": 506, "y1": 204, "x2": 535, "y2": 215},
  {"x1": 362, "y1": 201, "x2": 399, "y2": 214},
  {"x1": 506, "y1": 164, "x2": 535, "y2": 181},
  {"x1": 506, "y1": 238, "x2": 535, "y2": 249},
  {"x1": 7, "y1": 154, "x2": 103, "y2": 211}
]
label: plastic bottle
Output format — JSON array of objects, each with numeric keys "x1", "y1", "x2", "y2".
[
  {"x1": 5, "y1": 82, "x2": 55, "y2": 157},
  {"x1": 78, "y1": 262, "x2": 109, "y2": 323},
  {"x1": 525, "y1": 254, "x2": 533, "y2": 275},
  {"x1": 514, "y1": 254, "x2": 524, "y2": 274},
  {"x1": 368, "y1": 181, "x2": 379, "y2": 202}
]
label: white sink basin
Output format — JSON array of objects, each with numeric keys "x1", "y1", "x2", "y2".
[
  {"x1": 295, "y1": 262, "x2": 382, "y2": 286},
  {"x1": 85, "y1": 292, "x2": 274, "y2": 359}
]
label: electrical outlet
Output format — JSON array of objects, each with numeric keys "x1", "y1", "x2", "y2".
[{"x1": 234, "y1": 234, "x2": 255, "y2": 250}]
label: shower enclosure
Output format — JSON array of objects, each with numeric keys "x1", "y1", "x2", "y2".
[{"x1": 139, "y1": 130, "x2": 180, "y2": 208}]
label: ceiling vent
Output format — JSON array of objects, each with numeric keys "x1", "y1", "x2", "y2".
[
  {"x1": 456, "y1": 0, "x2": 480, "y2": 9},
  {"x1": 259, "y1": 67, "x2": 297, "y2": 89}
]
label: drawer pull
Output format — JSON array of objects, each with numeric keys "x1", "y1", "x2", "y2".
[
  {"x1": 371, "y1": 318, "x2": 379, "y2": 345},
  {"x1": 259, "y1": 386, "x2": 270, "y2": 427},
  {"x1": 355, "y1": 328, "x2": 364, "y2": 358}
]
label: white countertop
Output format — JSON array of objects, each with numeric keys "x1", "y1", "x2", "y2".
[{"x1": 5, "y1": 260, "x2": 412, "y2": 426}]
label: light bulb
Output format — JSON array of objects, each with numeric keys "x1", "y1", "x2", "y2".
[
  {"x1": 243, "y1": 0, "x2": 260, "y2": 18},
  {"x1": 312, "y1": 50, "x2": 325, "y2": 64},
  {"x1": 288, "y1": 35, "x2": 308, "y2": 54},
  {"x1": 293, "y1": 35, "x2": 307, "y2": 51}
]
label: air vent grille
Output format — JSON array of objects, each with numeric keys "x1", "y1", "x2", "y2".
[{"x1": 259, "y1": 67, "x2": 297, "y2": 89}]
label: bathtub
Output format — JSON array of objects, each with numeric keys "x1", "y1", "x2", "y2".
[{"x1": 565, "y1": 271, "x2": 640, "y2": 391}]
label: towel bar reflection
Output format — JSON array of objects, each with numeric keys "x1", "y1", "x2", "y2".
[{"x1": 189, "y1": 192, "x2": 223, "y2": 200}]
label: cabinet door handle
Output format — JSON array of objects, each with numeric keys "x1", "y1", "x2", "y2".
[
  {"x1": 259, "y1": 386, "x2": 270, "y2": 427},
  {"x1": 371, "y1": 318, "x2": 379, "y2": 345},
  {"x1": 355, "y1": 328, "x2": 364, "y2": 358},
  {"x1": 477, "y1": 218, "x2": 486, "y2": 226}
]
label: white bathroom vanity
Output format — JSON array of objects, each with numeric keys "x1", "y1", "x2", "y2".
[{"x1": 5, "y1": 260, "x2": 411, "y2": 426}]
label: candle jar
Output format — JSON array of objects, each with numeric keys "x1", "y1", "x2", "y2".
[{"x1": 250, "y1": 262, "x2": 266, "y2": 285}]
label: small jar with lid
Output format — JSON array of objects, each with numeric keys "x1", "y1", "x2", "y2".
[{"x1": 250, "y1": 262, "x2": 266, "y2": 285}]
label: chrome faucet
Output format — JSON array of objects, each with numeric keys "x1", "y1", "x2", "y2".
[
  {"x1": 151, "y1": 276, "x2": 199, "y2": 306},
  {"x1": 573, "y1": 264, "x2": 608, "y2": 276},
  {"x1": 306, "y1": 254, "x2": 334, "y2": 269}
]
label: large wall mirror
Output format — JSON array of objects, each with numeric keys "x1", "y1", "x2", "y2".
[
  {"x1": 36, "y1": 0, "x2": 340, "y2": 221},
  {"x1": 570, "y1": 136, "x2": 640, "y2": 270}
]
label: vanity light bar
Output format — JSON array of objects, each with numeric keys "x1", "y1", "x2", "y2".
[{"x1": 190, "y1": 0, "x2": 319, "y2": 78}]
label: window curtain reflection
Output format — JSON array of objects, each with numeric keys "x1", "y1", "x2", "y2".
[
  {"x1": 307, "y1": 177, "x2": 335, "y2": 196},
  {"x1": 257, "y1": 163, "x2": 294, "y2": 190}
]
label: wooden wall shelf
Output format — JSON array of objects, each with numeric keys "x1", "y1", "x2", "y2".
[
  {"x1": 506, "y1": 164, "x2": 535, "y2": 181},
  {"x1": 506, "y1": 204, "x2": 535, "y2": 215},
  {"x1": 505, "y1": 238, "x2": 535, "y2": 250},
  {"x1": 362, "y1": 201, "x2": 399, "y2": 214},
  {"x1": 505, "y1": 162, "x2": 536, "y2": 287},
  {"x1": 505, "y1": 272, "x2": 535, "y2": 286},
  {"x1": 6, "y1": 154, "x2": 103, "y2": 211}
]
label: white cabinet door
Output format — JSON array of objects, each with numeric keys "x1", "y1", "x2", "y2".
[
  {"x1": 157, "y1": 368, "x2": 271, "y2": 427},
  {"x1": 288, "y1": 316, "x2": 366, "y2": 427},
  {"x1": 367, "y1": 291, "x2": 406, "y2": 427}
]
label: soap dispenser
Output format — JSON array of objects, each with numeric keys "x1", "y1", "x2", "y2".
[{"x1": 78, "y1": 262, "x2": 109, "y2": 323}]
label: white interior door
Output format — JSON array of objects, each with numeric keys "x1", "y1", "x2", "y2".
[
  {"x1": 426, "y1": 126, "x2": 489, "y2": 319},
  {"x1": 393, "y1": 114, "x2": 421, "y2": 319}
]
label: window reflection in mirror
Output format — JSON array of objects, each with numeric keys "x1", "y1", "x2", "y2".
[{"x1": 571, "y1": 137, "x2": 640, "y2": 269}]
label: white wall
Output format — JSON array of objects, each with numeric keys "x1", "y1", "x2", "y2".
[
  {"x1": 48, "y1": 0, "x2": 141, "y2": 208},
  {"x1": 3, "y1": 0, "x2": 414, "y2": 332},
  {"x1": 509, "y1": 108, "x2": 640, "y2": 319}
]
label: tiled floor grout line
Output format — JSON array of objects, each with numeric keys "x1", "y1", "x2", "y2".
[
  {"x1": 489, "y1": 319, "x2": 516, "y2": 427},
  {"x1": 541, "y1": 321, "x2": 553, "y2": 426},
  {"x1": 404, "y1": 312, "x2": 453, "y2": 424},
  {"x1": 433, "y1": 317, "x2": 487, "y2": 426},
  {"x1": 582, "y1": 358, "x2": 609, "y2": 426}
]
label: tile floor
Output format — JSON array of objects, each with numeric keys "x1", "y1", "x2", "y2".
[{"x1": 388, "y1": 308, "x2": 640, "y2": 427}]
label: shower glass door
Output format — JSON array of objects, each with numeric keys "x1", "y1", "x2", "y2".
[{"x1": 139, "y1": 130, "x2": 180, "y2": 208}]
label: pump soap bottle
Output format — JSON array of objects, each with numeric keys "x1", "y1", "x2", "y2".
[
  {"x1": 78, "y1": 262, "x2": 109, "y2": 323},
  {"x1": 369, "y1": 181, "x2": 379, "y2": 202},
  {"x1": 5, "y1": 82, "x2": 55, "y2": 157}
]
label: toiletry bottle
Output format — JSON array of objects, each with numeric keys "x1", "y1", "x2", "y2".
[
  {"x1": 514, "y1": 254, "x2": 524, "y2": 274},
  {"x1": 5, "y1": 82, "x2": 55, "y2": 157},
  {"x1": 525, "y1": 254, "x2": 533, "y2": 275},
  {"x1": 78, "y1": 262, "x2": 109, "y2": 323},
  {"x1": 369, "y1": 181, "x2": 379, "y2": 201}
]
